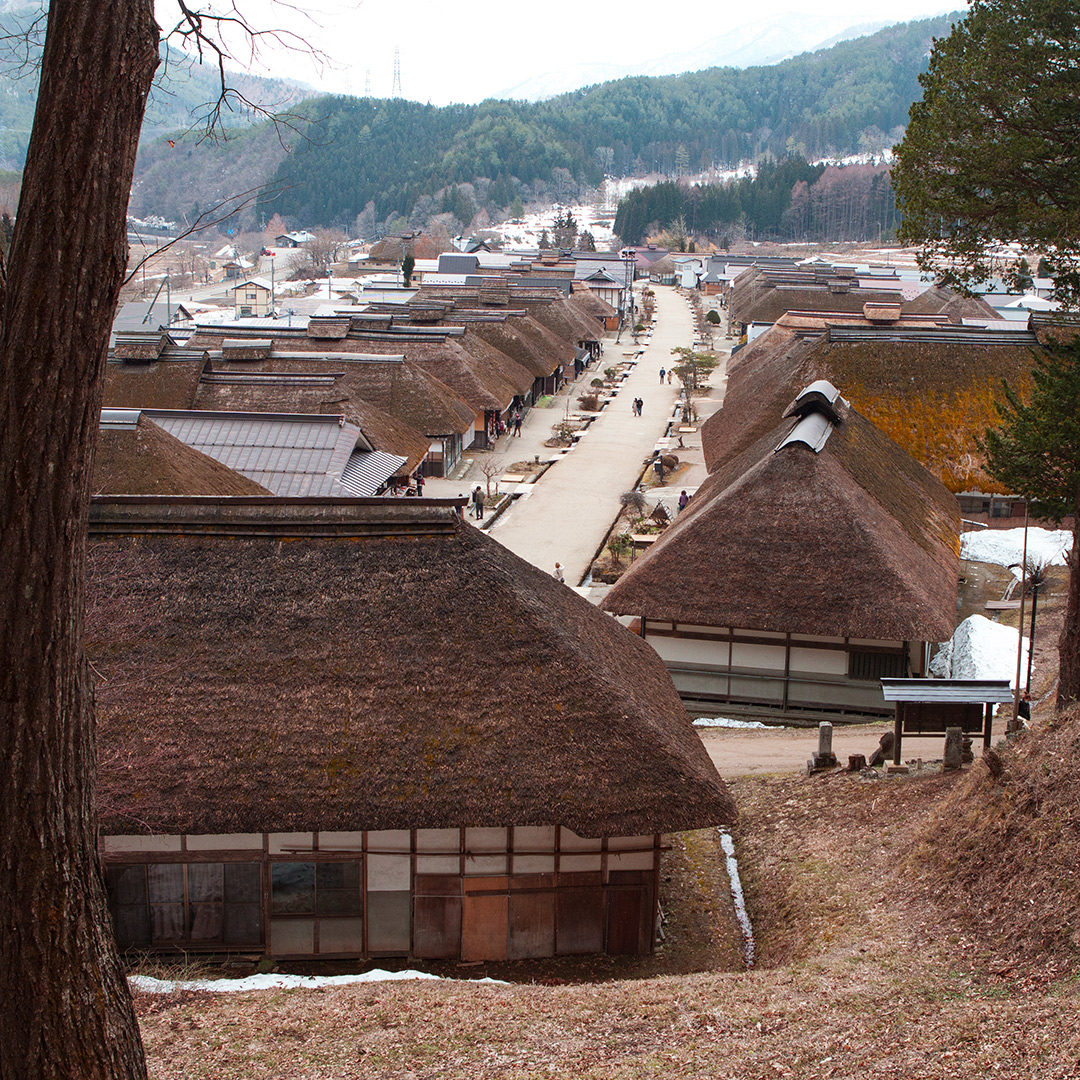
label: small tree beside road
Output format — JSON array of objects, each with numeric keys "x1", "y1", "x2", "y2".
[{"x1": 670, "y1": 347, "x2": 719, "y2": 424}]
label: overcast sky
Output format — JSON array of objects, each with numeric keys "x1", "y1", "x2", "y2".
[{"x1": 162, "y1": 1, "x2": 968, "y2": 105}]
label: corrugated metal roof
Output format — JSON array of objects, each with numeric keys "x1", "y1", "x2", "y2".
[
  {"x1": 880, "y1": 679, "x2": 1014, "y2": 703},
  {"x1": 147, "y1": 411, "x2": 364, "y2": 497},
  {"x1": 339, "y1": 450, "x2": 409, "y2": 496}
]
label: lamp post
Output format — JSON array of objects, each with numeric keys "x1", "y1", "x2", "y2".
[{"x1": 618, "y1": 248, "x2": 636, "y2": 342}]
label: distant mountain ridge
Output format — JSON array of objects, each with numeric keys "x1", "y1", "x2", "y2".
[
  {"x1": 497, "y1": 13, "x2": 890, "y2": 101},
  {"x1": 239, "y1": 13, "x2": 960, "y2": 232}
]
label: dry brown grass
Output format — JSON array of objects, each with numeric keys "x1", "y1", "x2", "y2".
[{"x1": 135, "y1": 755, "x2": 1080, "y2": 1079}]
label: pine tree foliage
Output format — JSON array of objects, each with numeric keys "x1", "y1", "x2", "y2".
[
  {"x1": 983, "y1": 338, "x2": 1080, "y2": 706},
  {"x1": 893, "y1": 1, "x2": 1080, "y2": 306}
]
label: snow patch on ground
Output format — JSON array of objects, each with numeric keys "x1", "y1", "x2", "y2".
[
  {"x1": 130, "y1": 970, "x2": 506, "y2": 994},
  {"x1": 930, "y1": 614, "x2": 1028, "y2": 686},
  {"x1": 693, "y1": 717, "x2": 772, "y2": 729},
  {"x1": 961, "y1": 527, "x2": 1072, "y2": 569}
]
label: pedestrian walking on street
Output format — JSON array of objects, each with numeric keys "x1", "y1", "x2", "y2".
[
  {"x1": 472, "y1": 485, "x2": 485, "y2": 519},
  {"x1": 636, "y1": 398, "x2": 644, "y2": 417},
  {"x1": 667, "y1": 369, "x2": 673, "y2": 384},
  {"x1": 653, "y1": 456, "x2": 664, "y2": 483},
  {"x1": 413, "y1": 471, "x2": 425, "y2": 497},
  {"x1": 678, "y1": 490, "x2": 689, "y2": 513},
  {"x1": 553, "y1": 562, "x2": 565, "y2": 583},
  {"x1": 513, "y1": 411, "x2": 523, "y2": 437},
  {"x1": 659, "y1": 367, "x2": 665, "y2": 384}
]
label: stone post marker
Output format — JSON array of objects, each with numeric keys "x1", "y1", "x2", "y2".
[
  {"x1": 808, "y1": 721, "x2": 838, "y2": 773},
  {"x1": 943, "y1": 726, "x2": 964, "y2": 770}
]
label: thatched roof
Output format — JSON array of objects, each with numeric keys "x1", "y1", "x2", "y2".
[
  {"x1": 603, "y1": 395, "x2": 959, "y2": 641},
  {"x1": 87, "y1": 498, "x2": 734, "y2": 838},
  {"x1": 903, "y1": 286, "x2": 998, "y2": 320},
  {"x1": 568, "y1": 287, "x2": 617, "y2": 321},
  {"x1": 357, "y1": 337, "x2": 530, "y2": 413},
  {"x1": 731, "y1": 269, "x2": 907, "y2": 325},
  {"x1": 704, "y1": 313, "x2": 1042, "y2": 489},
  {"x1": 104, "y1": 357, "x2": 204, "y2": 410},
  {"x1": 93, "y1": 416, "x2": 270, "y2": 496},
  {"x1": 195, "y1": 355, "x2": 474, "y2": 439},
  {"x1": 522, "y1": 297, "x2": 600, "y2": 342},
  {"x1": 464, "y1": 315, "x2": 573, "y2": 378}
]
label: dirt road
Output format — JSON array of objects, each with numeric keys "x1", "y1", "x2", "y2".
[{"x1": 698, "y1": 717, "x2": 1007, "y2": 777}]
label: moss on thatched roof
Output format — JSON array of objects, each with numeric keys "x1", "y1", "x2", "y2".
[
  {"x1": 604, "y1": 400, "x2": 958, "y2": 641},
  {"x1": 87, "y1": 498, "x2": 734, "y2": 838},
  {"x1": 93, "y1": 417, "x2": 271, "y2": 496},
  {"x1": 704, "y1": 314, "x2": 1042, "y2": 491}
]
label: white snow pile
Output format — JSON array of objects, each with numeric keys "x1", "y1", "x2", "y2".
[
  {"x1": 693, "y1": 716, "x2": 771, "y2": 730},
  {"x1": 961, "y1": 527, "x2": 1072, "y2": 569},
  {"x1": 929, "y1": 614, "x2": 1028, "y2": 686},
  {"x1": 130, "y1": 969, "x2": 506, "y2": 994}
]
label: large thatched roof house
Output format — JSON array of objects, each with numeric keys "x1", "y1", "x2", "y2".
[
  {"x1": 90, "y1": 497, "x2": 733, "y2": 962},
  {"x1": 602, "y1": 383, "x2": 959, "y2": 719}
]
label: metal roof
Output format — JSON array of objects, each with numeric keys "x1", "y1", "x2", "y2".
[
  {"x1": 795, "y1": 379, "x2": 840, "y2": 405},
  {"x1": 880, "y1": 679, "x2": 1014, "y2": 703},
  {"x1": 139, "y1": 410, "x2": 382, "y2": 497},
  {"x1": 339, "y1": 450, "x2": 409, "y2": 496},
  {"x1": 776, "y1": 412, "x2": 833, "y2": 454}
]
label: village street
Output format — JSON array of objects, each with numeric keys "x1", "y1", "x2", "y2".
[{"x1": 427, "y1": 284, "x2": 727, "y2": 585}]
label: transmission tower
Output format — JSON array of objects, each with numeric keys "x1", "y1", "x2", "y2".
[
  {"x1": 364, "y1": 68, "x2": 371, "y2": 97},
  {"x1": 391, "y1": 46, "x2": 401, "y2": 98}
]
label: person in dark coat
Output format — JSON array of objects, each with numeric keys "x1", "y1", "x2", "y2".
[{"x1": 472, "y1": 485, "x2": 485, "y2": 519}]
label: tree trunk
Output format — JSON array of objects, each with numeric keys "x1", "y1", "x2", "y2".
[
  {"x1": 0, "y1": 3, "x2": 159, "y2": 1078},
  {"x1": 1058, "y1": 512, "x2": 1080, "y2": 709}
]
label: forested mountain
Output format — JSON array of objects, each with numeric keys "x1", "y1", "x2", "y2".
[
  {"x1": 0, "y1": 7, "x2": 960, "y2": 235},
  {"x1": 248, "y1": 12, "x2": 955, "y2": 231},
  {"x1": 0, "y1": 2, "x2": 315, "y2": 172},
  {"x1": 614, "y1": 159, "x2": 899, "y2": 245}
]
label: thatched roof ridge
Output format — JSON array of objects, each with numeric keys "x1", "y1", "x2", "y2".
[
  {"x1": 87, "y1": 498, "x2": 734, "y2": 837},
  {"x1": 603, "y1": 401, "x2": 958, "y2": 640},
  {"x1": 93, "y1": 416, "x2": 271, "y2": 496}
]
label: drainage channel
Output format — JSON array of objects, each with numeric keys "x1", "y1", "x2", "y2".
[{"x1": 719, "y1": 830, "x2": 755, "y2": 968}]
